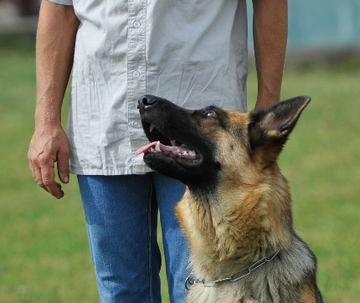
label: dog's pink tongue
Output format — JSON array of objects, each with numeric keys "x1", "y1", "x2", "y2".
[
  {"x1": 136, "y1": 142, "x2": 157, "y2": 155},
  {"x1": 136, "y1": 141, "x2": 193, "y2": 155}
]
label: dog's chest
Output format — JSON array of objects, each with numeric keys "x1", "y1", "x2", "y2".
[{"x1": 186, "y1": 282, "x2": 259, "y2": 303}]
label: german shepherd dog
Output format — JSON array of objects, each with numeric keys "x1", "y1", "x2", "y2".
[{"x1": 136, "y1": 95, "x2": 323, "y2": 303}]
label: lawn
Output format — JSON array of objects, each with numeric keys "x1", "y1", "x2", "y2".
[{"x1": 1, "y1": 34, "x2": 360, "y2": 302}]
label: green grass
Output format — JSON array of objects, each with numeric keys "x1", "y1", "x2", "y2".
[
  {"x1": 1, "y1": 34, "x2": 360, "y2": 302},
  {"x1": 0, "y1": 35, "x2": 99, "y2": 302}
]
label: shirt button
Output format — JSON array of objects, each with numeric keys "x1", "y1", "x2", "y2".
[
  {"x1": 132, "y1": 71, "x2": 140, "y2": 78},
  {"x1": 133, "y1": 121, "x2": 141, "y2": 128},
  {"x1": 133, "y1": 21, "x2": 141, "y2": 28}
]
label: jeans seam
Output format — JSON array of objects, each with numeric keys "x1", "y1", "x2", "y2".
[
  {"x1": 99, "y1": 177, "x2": 115, "y2": 297},
  {"x1": 147, "y1": 175, "x2": 154, "y2": 303}
]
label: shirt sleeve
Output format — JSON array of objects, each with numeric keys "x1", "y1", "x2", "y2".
[{"x1": 46, "y1": 0, "x2": 73, "y2": 6}]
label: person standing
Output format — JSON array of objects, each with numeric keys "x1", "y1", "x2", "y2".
[{"x1": 28, "y1": 0, "x2": 288, "y2": 302}]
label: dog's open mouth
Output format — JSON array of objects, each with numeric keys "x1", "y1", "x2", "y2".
[{"x1": 136, "y1": 122, "x2": 201, "y2": 164}]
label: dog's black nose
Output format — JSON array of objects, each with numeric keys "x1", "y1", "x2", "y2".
[{"x1": 138, "y1": 95, "x2": 157, "y2": 109}]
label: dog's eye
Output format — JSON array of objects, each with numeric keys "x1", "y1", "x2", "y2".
[{"x1": 206, "y1": 110, "x2": 217, "y2": 117}]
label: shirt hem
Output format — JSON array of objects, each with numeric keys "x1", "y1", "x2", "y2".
[
  {"x1": 70, "y1": 166, "x2": 153, "y2": 176},
  {"x1": 46, "y1": 0, "x2": 73, "y2": 6}
]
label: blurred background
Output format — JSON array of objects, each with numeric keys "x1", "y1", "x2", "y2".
[{"x1": 0, "y1": 0, "x2": 359, "y2": 302}]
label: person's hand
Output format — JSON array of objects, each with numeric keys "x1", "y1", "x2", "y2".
[{"x1": 28, "y1": 125, "x2": 70, "y2": 199}]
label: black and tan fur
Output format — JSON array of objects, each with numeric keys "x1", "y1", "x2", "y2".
[{"x1": 137, "y1": 95, "x2": 323, "y2": 303}]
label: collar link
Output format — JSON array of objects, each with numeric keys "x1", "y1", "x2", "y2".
[{"x1": 185, "y1": 250, "x2": 280, "y2": 290}]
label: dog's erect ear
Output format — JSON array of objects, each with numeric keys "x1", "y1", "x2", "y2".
[{"x1": 248, "y1": 96, "x2": 311, "y2": 164}]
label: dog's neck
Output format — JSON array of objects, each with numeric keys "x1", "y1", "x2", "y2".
[{"x1": 175, "y1": 166, "x2": 293, "y2": 280}]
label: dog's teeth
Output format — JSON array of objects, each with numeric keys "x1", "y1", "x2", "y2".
[
  {"x1": 189, "y1": 151, "x2": 196, "y2": 157},
  {"x1": 150, "y1": 123, "x2": 155, "y2": 133},
  {"x1": 150, "y1": 148, "x2": 154, "y2": 152},
  {"x1": 171, "y1": 140, "x2": 177, "y2": 146},
  {"x1": 182, "y1": 151, "x2": 189, "y2": 156},
  {"x1": 155, "y1": 141, "x2": 161, "y2": 151}
]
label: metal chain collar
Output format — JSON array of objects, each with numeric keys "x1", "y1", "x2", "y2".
[{"x1": 185, "y1": 250, "x2": 280, "y2": 290}]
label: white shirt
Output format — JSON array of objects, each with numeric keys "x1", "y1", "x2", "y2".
[{"x1": 49, "y1": 0, "x2": 248, "y2": 175}]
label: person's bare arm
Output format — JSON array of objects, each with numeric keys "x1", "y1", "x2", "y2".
[
  {"x1": 28, "y1": 0, "x2": 79, "y2": 199},
  {"x1": 252, "y1": 0, "x2": 288, "y2": 109}
]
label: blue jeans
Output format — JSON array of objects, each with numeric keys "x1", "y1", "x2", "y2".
[{"x1": 77, "y1": 173, "x2": 189, "y2": 303}]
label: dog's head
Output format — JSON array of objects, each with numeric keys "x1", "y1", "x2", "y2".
[{"x1": 137, "y1": 95, "x2": 310, "y2": 197}]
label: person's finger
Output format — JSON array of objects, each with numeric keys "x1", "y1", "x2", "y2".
[
  {"x1": 28, "y1": 148, "x2": 46, "y2": 189},
  {"x1": 39, "y1": 154, "x2": 64, "y2": 199},
  {"x1": 57, "y1": 146, "x2": 70, "y2": 184}
]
